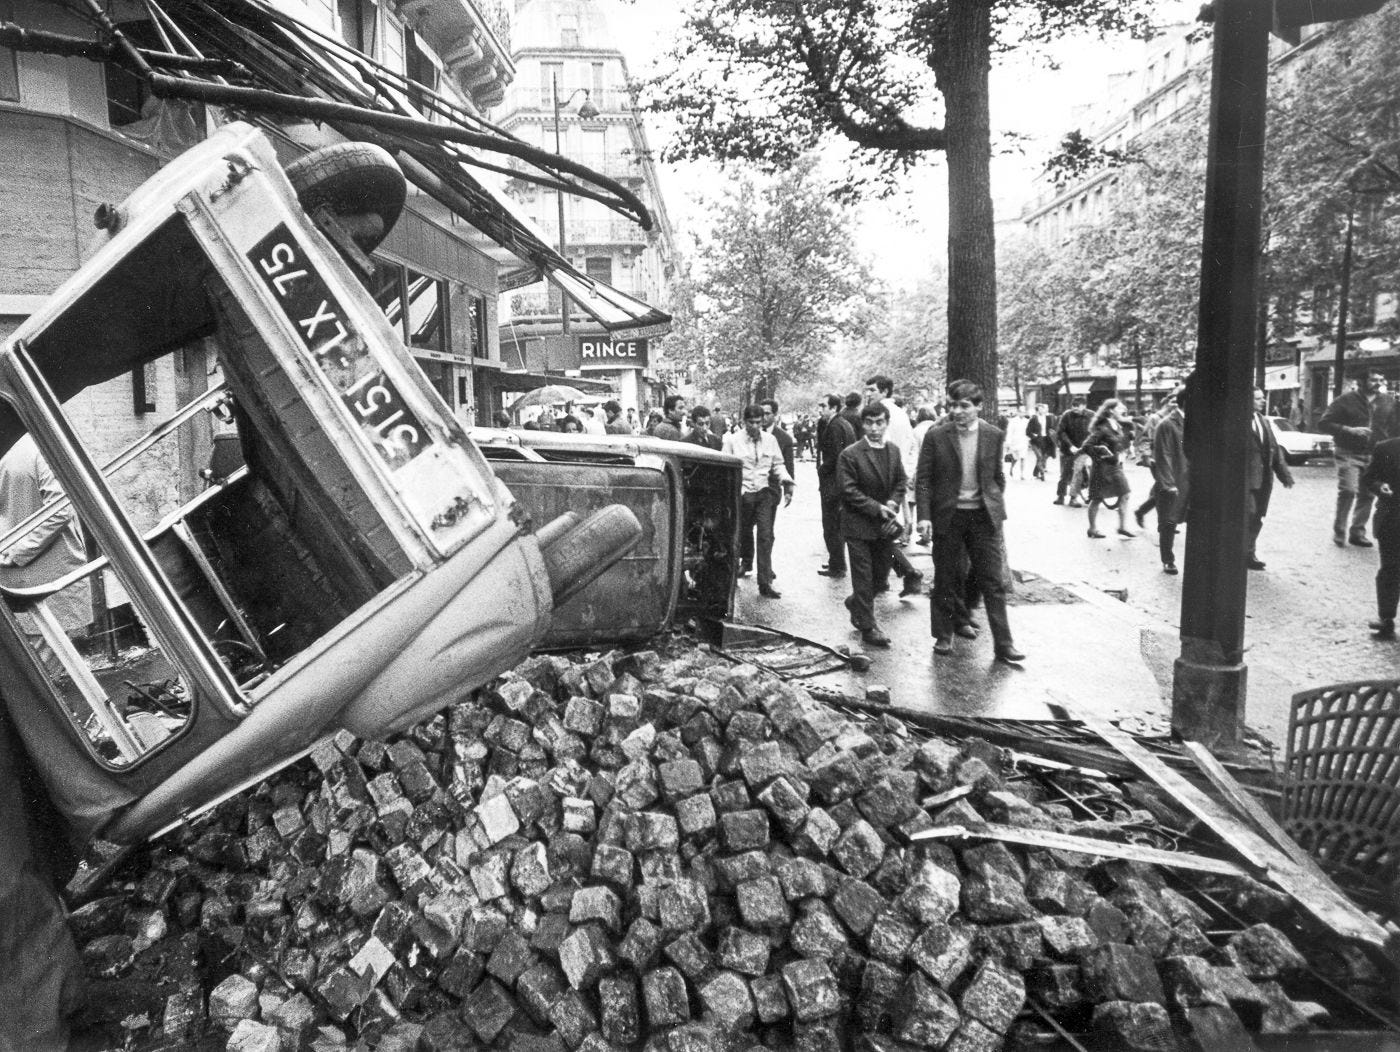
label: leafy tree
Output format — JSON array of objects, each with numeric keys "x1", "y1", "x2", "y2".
[
  {"x1": 666, "y1": 157, "x2": 877, "y2": 406},
  {"x1": 631, "y1": 0, "x2": 1154, "y2": 402},
  {"x1": 840, "y1": 270, "x2": 949, "y2": 402}
]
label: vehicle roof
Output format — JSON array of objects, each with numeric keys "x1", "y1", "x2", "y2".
[{"x1": 467, "y1": 427, "x2": 740, "y2": 467}]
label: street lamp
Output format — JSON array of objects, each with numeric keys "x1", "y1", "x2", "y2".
[{"x1": 552, "y1": 74, "x2": 599, "y2": 339}]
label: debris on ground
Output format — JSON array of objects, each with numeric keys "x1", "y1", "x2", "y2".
[{"x1": 65, "y1": 639, "x2": 1397, "y2": 1051}]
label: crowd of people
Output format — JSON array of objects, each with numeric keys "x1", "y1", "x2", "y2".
[{"x1": 502, "y1": 363, "x2": 1400, "y2": 650}]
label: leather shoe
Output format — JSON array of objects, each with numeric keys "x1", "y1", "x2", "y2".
[
  {"x1": 739, "y1": 563, "x2": 752, "y2": 577},
  {"x1": 1134, "y1": 508, "x2": 1147, "y2": 528},
  {"x1": 932, "y1": 637, "x2": 953, "y2": 655},
  {"x1": 843, "y1": 595, "x2": 859, "y2": 627},
  {"x1": 1371, "y1": 619, "x2": 1396, "y2": 639},
  {"x1": 1246, "y1": 558, "x2": 1266, "y2": 570},
  {"x1": 1350, "y1": 533, "x2": 1375, "y2": 548},
  {"x1": 1053, "y1": 497, "x2": 1065, "y2": 505},
  {"x1": 861, "y1": 628, "x2": 891, "y2": 648},
  {"x1": 954, "y1": 624, "x2": 978, "y2": 639},
  {"x1": 759, "y1": 585, "x2": 781, "y2": 599},
  {"x1": 1069, "y1": 499, "x2": 1084, "y2": 508},
  {"x1": 994, "y1": 645, "x2": 1026, "y2": 663},
  {"x1": 817, "y1": 567, "x2": 846, "y2": 578},
  {"x1": 1087, "y1": 530, "x2": 1106, "y2": 539},
  {"x1": 1163, "y1": 563, "x2": 1179, "y2": 575},
  {"x1": 1333, "y1": 530, "x2": 1347, "y2": 547},
  {"x1": 899, "y1": 571, "x2": 924, "y2": 597}
]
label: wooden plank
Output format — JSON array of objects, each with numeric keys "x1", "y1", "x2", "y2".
[
  {"x1": 910, "y1": 822, "x2": 1254, "y2": 878},
  {"x1": 1182, "y1": 740, "x2": 1317, "y2": 871},
  {"x1": 1060, "y1": 699, "x2": 1392, "y2": 954},
  {"x1": 920, "y1": 785, "x2": 974, "y2": 810}
]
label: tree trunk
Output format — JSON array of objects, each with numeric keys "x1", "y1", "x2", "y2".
[{"x1": 938, "y1": 0, "x2": 998, "y2": 402}]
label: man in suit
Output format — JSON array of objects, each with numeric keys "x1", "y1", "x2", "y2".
[
  {"x1": 1319, "y1": 367, "x2": 1397, "y2": 547},
  {"x1": 1246, "y1": 386, "x2": 1293, "y2": 571},
  {"x1": 816, "y1": 393, "x2": 857, "y2": 578},
  {"x1": 837, "y1": 403, "x2": 906, "y2": 648},
  {"x1": 1053, "y1": 394, "x2": 1093, "y2": 506},
  {"x1": 841, "y1": 392, "x2": 864, "y2": 438},
  {"x1": 1362, "y1": 433, "x2": 1400, "y2": 638},
  {"x1": 1150, "y1": 393, "x2": 1188, "y2": 574},
  {"x1": 915, "y1": 379, "x2": 1023, "y2": 663},
  {"x1": 761, "y1": 399, "x2": 796, "y2": 481},
  {"x1": 1025, "y1": 403, "x2": 1055, "y2": 480}
]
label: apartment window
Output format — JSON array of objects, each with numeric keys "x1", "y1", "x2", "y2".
[
  {"x1": 405, "y1": 268, "x2": 447, "y2": 354},
  {"x1": 560, "y1": 15, "x2": 579, "y2": 47},
  {"x1": 337, "y1": 0, "x2": 378, "y2": 56},
  {"x1": 540, "y1": 62, "x2": 564, "y2": 103},
  {"x1": 405, "y1": 28, "x2": 438, "y2": 113},
  {"x1": 585, "y1": 257, "x2": 613, "y2": 285},
  {"x1": 592, "y1": 62, "x2": 605, "y2": 97},
  {"x1": 105, "y1": 19, "x2": 160, "y2": 125},
  {"x1": 466, "y1": 293, "x2": 489, "y2": 358}
]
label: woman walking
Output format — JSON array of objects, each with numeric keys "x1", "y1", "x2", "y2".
[{"x1": 1084, "y1": 399, "x2": 1136, "y2": 539}]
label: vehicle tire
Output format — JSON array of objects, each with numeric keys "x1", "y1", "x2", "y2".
[{"x1": 284, "y1": 141, "x2": 406, "y2": 252}]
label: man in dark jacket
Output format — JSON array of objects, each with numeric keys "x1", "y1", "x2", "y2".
[
  {"x1": 1150, "y1": 395, "x2": 1188, "y2": 574},
  {"x1": 816, "y1": 393, "x2": 857, "y2": 577},
  {"x1": 1246, "y1": 387, "x2": 1293, "y2": 570},
  {"x1": 840, "y1": 392, "x2": 864, "y2": 438},
  {"x1": 916, "y1": 380, "x2": 1023, "y2": 663},
  {"x1": 1319, "y1": 368, "x2": 1397, "y2": 547},
  {"x1": 1025, "y1": 403, "x2": 1056, "y2": 480},
  {"x1": 1053, "y1": 395, "x2": 1093, "y2": 507},
  {"x1": 1362, "y1": 434, "x2": 1400, "y2": 638},
  {"x1": 837, "y1": 403, "x2": 905, "y2": 648},
  {"x1": 685, "y1": 407, "x2": 723, "y2": 450}
]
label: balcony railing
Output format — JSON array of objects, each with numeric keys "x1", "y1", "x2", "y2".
[
  {"x1": 503, "y1": 88, "x2": 637, "y2": 113},
  {"x1": 568, "y1": 220, "x2": 651, "y2": 245}
]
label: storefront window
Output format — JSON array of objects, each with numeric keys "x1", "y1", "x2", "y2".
[{"x1": 405, "y1": 268, "x2": 446, "y2": 353}]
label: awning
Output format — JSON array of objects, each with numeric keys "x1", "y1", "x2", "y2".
[
  {"x1": 106, "y1": 0, "x2": 672, "y2": 334},
  {"x1": 486, "y1": 371, "x2": 615, "y2": 395},
  {"x1": 1066, "y1": 380, "x2": 1095, "y2": 395}
]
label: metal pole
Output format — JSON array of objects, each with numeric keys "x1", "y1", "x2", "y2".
[
  {"x1": 1173, "y1": 0, "x2": 1271, "y2": 753},
  {"x1": 1332, "y1": 199, "x2": 1354, "y2": 397},
  {"x1": 553, "y1": 73, "x2": 571, "y2": 342}
]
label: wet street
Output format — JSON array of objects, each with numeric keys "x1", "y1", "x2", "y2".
[{"x1": 733, "y1": 455, "x2": 1400, "y2": 748}]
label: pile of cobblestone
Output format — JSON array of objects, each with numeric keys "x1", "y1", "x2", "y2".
[{"x1": 69, "y1": 644, "x2": 1336, "y2": 1052}]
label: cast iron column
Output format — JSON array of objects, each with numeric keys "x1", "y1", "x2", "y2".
[{"x1": 1173, "y1": 0, "x2": 1271, "y2": 751}]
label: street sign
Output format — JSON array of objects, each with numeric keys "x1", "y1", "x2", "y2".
[{"x1": 579, "y1": 336, "x2": 649, "y2": 369}]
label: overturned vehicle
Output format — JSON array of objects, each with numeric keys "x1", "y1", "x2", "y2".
[{"x1": 0, "y1": 122, "x2": 643, "y2": 847}]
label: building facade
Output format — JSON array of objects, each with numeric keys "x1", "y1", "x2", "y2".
[{"x1": 491, "y1": 0, "x2": 679, "y2": 415}]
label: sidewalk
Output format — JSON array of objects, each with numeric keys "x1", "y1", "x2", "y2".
[{"x1": 727, "y1": 460, "x2": 1264, "y2": 739}]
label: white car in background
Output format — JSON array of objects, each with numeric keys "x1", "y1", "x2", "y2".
[{"x1": 1267, "y1": 416, "x2": 1334, "y2": 465}]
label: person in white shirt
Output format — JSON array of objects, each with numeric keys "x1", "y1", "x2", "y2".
[{"x1": 723, "y1": 405, "x2": 793, "y2": 598}]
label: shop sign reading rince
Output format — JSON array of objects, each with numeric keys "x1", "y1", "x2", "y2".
[{"x1": 578, "y1": 336, "x2": 650, "y2": 369}]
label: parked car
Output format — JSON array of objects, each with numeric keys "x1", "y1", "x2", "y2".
[
  {"x1": 468, "y1": 428, "x2": 741, "y2": 647},
  {"x1": 0, "y1": 122, "x2": 641, "y2": 846},
  {"x1": 1267, "y1": 416, "x2": 1334, "y2": 465}
]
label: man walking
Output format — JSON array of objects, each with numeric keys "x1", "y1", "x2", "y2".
[
  {"x1": 652, "y1": 395, "x2": 689, "y2": 442},
  {"x1": 1026, "y1": 403, "x2": 1055, "y2": 481},
  {"x1": 1246, "y1": 386, "x2": 1293, "y2": 570},
  {"x1": 1150, "y1": 393, "x2": 1187, "y2": 574},
  {"x1": 915, "y1": 380, "x2": 1023, "y2": 663},
  {"x1": 1320, "y1": 368, "x2": 1396, "y2": 547},
  {"x1": 816, "y1": 393, "x2": 857, "y2": 578},
  {"x1": 723, "y1": 405, "x2": 793, "y2": 598},
  {"x1": 1362, "y1": 434, "x2": 1400, "y2": 638},
  {"x1": 837, "y1": 403, "x2": 906, "y2": 648},
  {"x1": 1053, "y1": 394, "x2": 1093, "y2": 507}
]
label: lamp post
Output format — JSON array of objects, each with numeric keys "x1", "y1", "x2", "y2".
[{"x1": 551, "y1": 74, "x2": 599, "y2": 340}]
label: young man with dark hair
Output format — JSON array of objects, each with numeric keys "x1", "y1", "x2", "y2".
[
  {"x1": 1362, "y1": 432, "x2": 1400, "y2": 638},
  {"x1": 837, "y1": 402, "x2": 905, "y2": 647},
  {"x1": 1053, "y1": 394, "x2": 1093, "y2": 507},
  {"x1": 652, "y1": 394, "x2": 689, "y2": 442},
  {"x1": 686, "y1": 406, "x2": 722, "y2": 450},
  {"x1": 723, "y1": 405, "x2": 793, "y2": 598},
  {"x1": 816, "y1": 393, "x2": 857, "y2": 577},
  {"x1": 1150, "y1": 391, "x2": 1187, "y2": 574},
  {"x1": 841, "y1": 391, "x2": 864, "y2": 437},
  {"x1": 916, "y1": 380, "x2": 1023, "y2": 663},
  {"x1": 1319, "y1": 368, "x2": 1396, "y2": 547}
]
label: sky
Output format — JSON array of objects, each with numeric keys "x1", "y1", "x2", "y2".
[{"x1": 590, "y1": 0, "x2": 1196, "y2": 290}]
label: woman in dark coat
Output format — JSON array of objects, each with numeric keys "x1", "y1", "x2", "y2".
[{"x1": 1084, "y1": 398, "x2": 1136, "y2": 538}]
